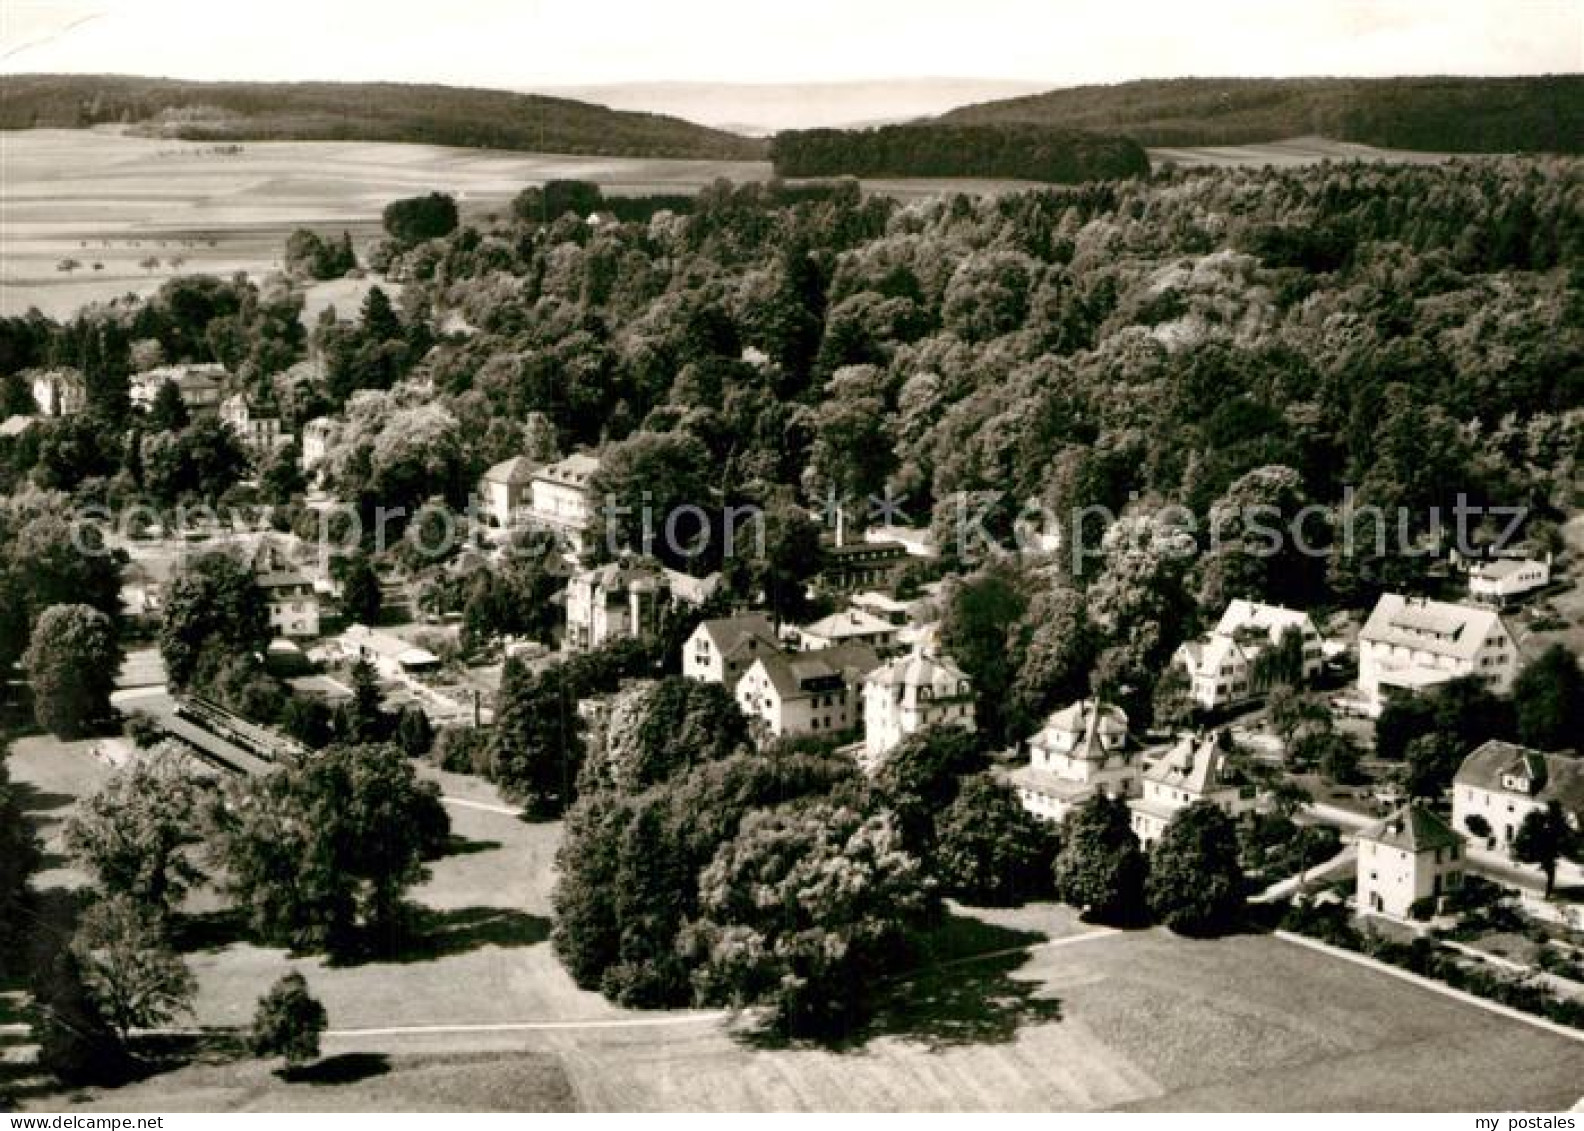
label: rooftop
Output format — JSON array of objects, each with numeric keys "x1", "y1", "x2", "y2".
[
  {"x1": 482, "y1": 454, "x2": 542, "y2": 487},
  {"x1": 1360, "y1": 594, "x2": 1509, "y2": 661},
  {"x1": 695, "y1": 612, "x2": 779, "y2": 658},
  {"x1": 536, "y1": 451, "x2": 601, "y2": 487},
  {"x1": 865, "y1": 649, "x2": 971, "y2": 695},
  {"x1": 1454, "y1": 740, "x2": 1584, "y2": 815},
  {"x1": 1359, "y1": 803, "x2": 1464, "y2": 853}
]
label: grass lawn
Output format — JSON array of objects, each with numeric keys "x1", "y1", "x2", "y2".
[{"x1": 9, "y1": 739, "x2": 1583, "y2": 1112}]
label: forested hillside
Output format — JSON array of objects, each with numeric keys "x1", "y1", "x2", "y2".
[
  {"x1": 769, "y1": 124, "x2": 1150, "y2": 182},
  {"x1": 938, "y1": 75, "x2": 1584, "y2": 152},
  {"x1": 0, "y1": 74, "x2": 765, "y2": 160}
]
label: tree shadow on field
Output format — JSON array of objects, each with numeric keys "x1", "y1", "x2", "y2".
[
  {"x1": 380, "y1": 905, "x2": 551, "y2": 965},
  {"x1": 283, "y1": 1052, "x2": 390, "y2": 1086},
  {"x1": 442, "y1": 834, "x2": 503, "y2": 858},
  {"x1": 740, "y1": 915, "x2": 1065, "y2": 1053}
]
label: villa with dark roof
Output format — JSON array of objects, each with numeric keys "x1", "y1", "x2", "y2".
[
  {"x1": 1128, "y1": 729, "x2": 1257, "y2": 845},
  {"x1": 735, "y1": 642, "x2": 882, "y2": 743}
]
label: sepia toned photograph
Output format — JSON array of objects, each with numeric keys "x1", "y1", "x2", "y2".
[{"x1": 0, "y1": 0, "x2": 1581, "y2": 1117}]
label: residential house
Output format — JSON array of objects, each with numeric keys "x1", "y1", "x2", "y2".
[
  {"x1": 256, "y1": 567, "x2": 320, "y2": 639},
  {"x1": 1128, "y1": 729, "x2": 1257, "y2": 845},
  {"x1": 0, "y1": 415, "x2": 37, "y2": 439},
  {"x1": 683, "y1": 613, "x2": 780, "y2": 685},
  {"x1": 1452, "y1": 739, "x2": 1584, "y2": 854},
  {"x1": 1467, "y1": 555, "x2": 1552, "y2": 605},
  {"x1": 29, "y1": 368, "x2": 87, "y2": 417},
  {"x1": 1357, "y1": 594, "x2": 1519, "y2": 716},
  {"x1": 735, "y1": 643, "x2": 881, "y2": 744},
  {"x1": 1010, "y1": 700, "x2": 1137, "y2": 823},
  {"x1": 795, "y1": 607, "x2": 900, "y2": 653},
  {"x1": 132, "y1": 363, "x2": 225, "y2": 416},
  {"x1": 220, "y1": 395, "x2": 289, "y2": 457},
  {"x1": 529, "y1": 452, "x2": 601, "y2": 555},
  {"x1": 479, "y1": 455, "x2": 542, "y2": 530},
  {"x1": 1173, "y1": 600, "x2": 1325, "y2": 712},
  {"x1": 1356, "y1": 804, "x2": 1465, "y2": 919},
  {"x1": 563, "y1": 559, "x2": 719, "y2": 653},
  {"x1": 861, "y1": 649, "x2": 975, "y2": 766}
]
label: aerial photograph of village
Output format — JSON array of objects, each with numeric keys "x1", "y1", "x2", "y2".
[{"x1": 0, "y1": 0, "x2": 1581, "y2": 1116}]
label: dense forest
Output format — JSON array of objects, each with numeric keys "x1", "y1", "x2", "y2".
[
  {"x1": 0, "y1": 75, "x2": 765, "y2": 160},
  {"x1": 939, "y1": 75, "x2": 1584, "y2": 152},
  {"x1": 1, "y1": 158, "x2": 1581, "y2": 733},
  {"x1": 770, "y1": 124, "x2": 1150, "y2": 182}
]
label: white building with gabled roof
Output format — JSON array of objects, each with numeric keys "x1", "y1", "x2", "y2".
[
  {"x1": 1173, "y1": 600, "x2": 1324, "y2": 712},
  {"x1": 529, "y1": 451, "x2": 601, "y2": 555},
  {"x1": 1357, "y1": 594, "x2": 1518, "y2": 716},
  {"x1": 683, "y1": 613, "x2": 780, "y2": 685}
]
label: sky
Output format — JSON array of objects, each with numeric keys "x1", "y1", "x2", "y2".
[{"x1": 1, "y1": 0, "x2": 1579, "y2": 89}]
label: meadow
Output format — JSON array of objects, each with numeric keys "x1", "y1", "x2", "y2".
[{"x1": 7, "y1": 736, "x2": 1580, "y2": 1113}]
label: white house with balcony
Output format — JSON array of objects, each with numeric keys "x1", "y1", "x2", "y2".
[
  {"x1": 1356, "y1": 804, "x2": 1465, "y2": 919},
  {"x1": 564, "y1": 559, "x2": 719, "y2": 653},
  {"x1": 1172, "y1": 600, "x2": 1325, "y2": 712},
  {"x1": 861, "y1": 649, "x2": 974, "y2": 767},
  {"x1": 1128, "y1": 729, "x2": 1257, "y2": 845},
  {"x1": 1010, "y1": 699, "x2": 1137, "y2": 823},
  {"x1": 528, "y1": 452, "x2": 601, "y2": 556},
  {"x1": 1357, "y1": 594, "x2": 1518, "y2": 716}
]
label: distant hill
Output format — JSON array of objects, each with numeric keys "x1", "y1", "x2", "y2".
[
  {"x1": 770, "y1": 123, "x2": 1150, "y2": 183},
  {"x1": 937, "y1": 76, "x2": 1584, "y2": 153},
  {"x1": 0, "y1": 74, "x2": 766, "y2": 160},
  {"x1": 536, "y1": 78, "x2": 1053, "y2": 134}
]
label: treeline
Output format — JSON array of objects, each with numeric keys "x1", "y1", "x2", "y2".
[
  {"x1": 0, "y1": 74, "x2": 765, "y2": 161},
  {"x1": 939, "y1": 75, "x2": 1584, "y2": 153},
  {"x1": 770, "y1": 124, "x2": 1150, "y2": 182}
]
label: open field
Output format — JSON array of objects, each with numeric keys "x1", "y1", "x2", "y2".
[
  {"x1": 7, "y1": 737, "x2": 1582, "y2": 1112},
  {"x1": 3, "y1": 128, "x2": 1468, "y2": 318},
  {"x1": 1149, "y1": 135, "x2": 1454, "y2": 168},
  {"x1": 0, "y1": 128, "x2": 768, "y2": 318}
]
